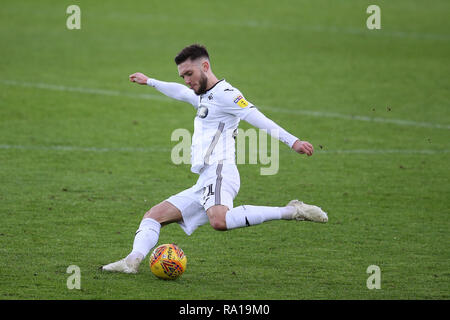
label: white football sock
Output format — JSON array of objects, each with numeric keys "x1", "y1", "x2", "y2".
[
  {"x1": 280, "y1": 205, "x2": 296, "y2": 220},
  {"x1": 128, "y1": 218, "x2": 161, "y2": 262},
  {"x1": 225, "y1": 205, "x2": 284, "y2": 230}
]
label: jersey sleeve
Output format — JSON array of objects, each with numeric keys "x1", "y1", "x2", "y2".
[
  {"x1": 219, "y1": 85, "x2": 299, "y2": 148},
  {"x1": 219, "y1": 87, "x2": 257, "y2": 120},
  {"x1": 243, "y1": 108, "x2": 299, "y2": 148},
  {"x1": 147, "y1": 78, "x2": 199, "y2": 108}
]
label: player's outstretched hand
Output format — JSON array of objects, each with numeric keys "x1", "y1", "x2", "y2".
[
  {"x1": 129, "y1": 72, "x2": 149, "y2": 85},
  {"x1": 292, "y1": 140, "x2": 314, "y2": 156}
]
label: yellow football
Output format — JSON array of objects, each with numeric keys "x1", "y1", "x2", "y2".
[{"x1": 149, "y1": 244, "x2": 187, "y2": 280}]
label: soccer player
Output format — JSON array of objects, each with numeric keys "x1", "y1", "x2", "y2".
[{"x1": 102, "y1": 44, "x2": 328, "y2": 273}]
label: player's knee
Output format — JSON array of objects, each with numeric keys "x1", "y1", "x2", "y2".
[
  {"x1": 142, "y1": 205, "x2": 167, "y2": 224},
  {"x1": 144, "y1": 206, "x2": 157, "y2": 219},
  {"x1": 143, "y1": 201, "x2": 182, "y2": 226},
  {"x1": 209, "y1": 217, "x2": 227, "y2": 231},
  {"x1": 207, "y1": 205, "x2": 228, "y2": 231}
]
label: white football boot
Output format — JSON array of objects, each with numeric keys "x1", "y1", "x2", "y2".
[
  {"x1": 286, "y1": 200, "x2": 328, "y2": 223},
  {"x1": 101, "y1": 256, "x2": 141, "y2": 274}
]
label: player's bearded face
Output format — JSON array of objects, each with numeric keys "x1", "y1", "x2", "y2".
[
  {"x1": 178, "y1": 59, "x2": 209, "y2": 95},
  {"x1": 195, "y1": 71, "x2": 208, "y2": 95}
]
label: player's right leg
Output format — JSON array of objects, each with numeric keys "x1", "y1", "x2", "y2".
[{"x1": 101, "y1": 201, "x2": 182, "y2": 274}]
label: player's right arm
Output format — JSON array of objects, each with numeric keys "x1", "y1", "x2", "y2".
[{"x1": 129, "y1": 72, "x2": 198, "y2": 107}]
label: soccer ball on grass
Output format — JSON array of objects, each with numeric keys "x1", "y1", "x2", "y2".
[{"x1": 149, "y1": 243, "x2": 187, "y2": 280}]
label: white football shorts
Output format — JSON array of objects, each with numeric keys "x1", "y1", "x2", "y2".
[{"x1": 166, "y1": 163, "x2": 240, "y2": 235}]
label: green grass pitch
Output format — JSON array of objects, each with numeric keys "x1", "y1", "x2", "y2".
[{"x1": 0, "y1": 0, "x2": 449, "y2": 300}]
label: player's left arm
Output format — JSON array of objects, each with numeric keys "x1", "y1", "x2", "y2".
[
  {"x1": 221, "y1": 89, "x2": 313, "y2": 156},
  {"x1": 242, "y1": 108, "x2": 314, "y2": 156},
  {"x1": 290, "y1": 139, "x2": 313, "y2": 156}
]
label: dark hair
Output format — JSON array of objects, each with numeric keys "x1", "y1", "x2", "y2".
[{"x1": 174, "y1": 44, "x2": 210, "y2": 65}]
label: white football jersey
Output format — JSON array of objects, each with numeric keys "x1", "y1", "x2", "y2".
[
  {"x1": 148, "y1": 77, "x2": 298, "y2": 174},
  {"x1": 190, "y1": 79, "x2": 256, "y2": 173}
]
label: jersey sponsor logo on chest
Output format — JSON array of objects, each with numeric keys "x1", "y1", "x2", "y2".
[{"x1": 197, "y1": 105, "x2": 209, "y2": 119}]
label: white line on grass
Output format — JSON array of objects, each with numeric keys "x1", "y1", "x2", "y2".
[
  {"x1": 106, "y1": 13, "x2": 450, "y2": 42},
  {"x1": 0, "y1": 80, "x2": 169, "y2": 102},
  {"x1": 257, "y1": 106, "x2": 450, "y2": 130},
  {"x1": 316, "y1": 149, "x2": 450, "y2": 155},
  {"x1": 0, "y1": 144, "x2": 448, "y2": 155},
  {"x1": 0, "y1": 144, "x2": 171, "y2": 153},
  {"x1": 1, "y1": 79, "x2": 449, "y2": 130},
  {"x1": 241, "y1": 22, "x2": 450, "y2": 42}
]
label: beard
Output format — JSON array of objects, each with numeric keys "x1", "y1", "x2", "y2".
[{"x1": 195, "y1": 72, "x2": 208, "y2": 95}]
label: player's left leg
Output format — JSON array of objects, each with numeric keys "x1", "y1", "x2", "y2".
[
  {"x1": 208, "y1": 203, "x2": 284, "y2": 230},
  {"x1": 226, "y1": 201, "x2": 328, "y2": 230},
  {"x1": 208, "y1": 204, "x2": 287, "y2": 231},
  {"x1": 207, "y1": 201, "x2": 328, "y2": 231},
  {"x1": 205, "y1": 164, "x2": 328, "y2": 231},
  {"x1": 208, "y1": 204, "x2": 284, "y2": 230}
]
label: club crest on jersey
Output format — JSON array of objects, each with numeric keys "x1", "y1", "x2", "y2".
[
  {"x1": 197, "y1": 105, "x2": 208, "y2": 119},
  {"x1": 234, "y1": 95, "x2": 249, "y2": 108}
]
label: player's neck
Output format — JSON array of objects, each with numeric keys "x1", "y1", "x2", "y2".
[{"x1": 205, "y1": 74, "x2": 220, "y2": 92}]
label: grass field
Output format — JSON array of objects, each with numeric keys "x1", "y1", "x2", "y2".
[{"x1": 0, "y1": 0, "x2": 449, "y2": 300}]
